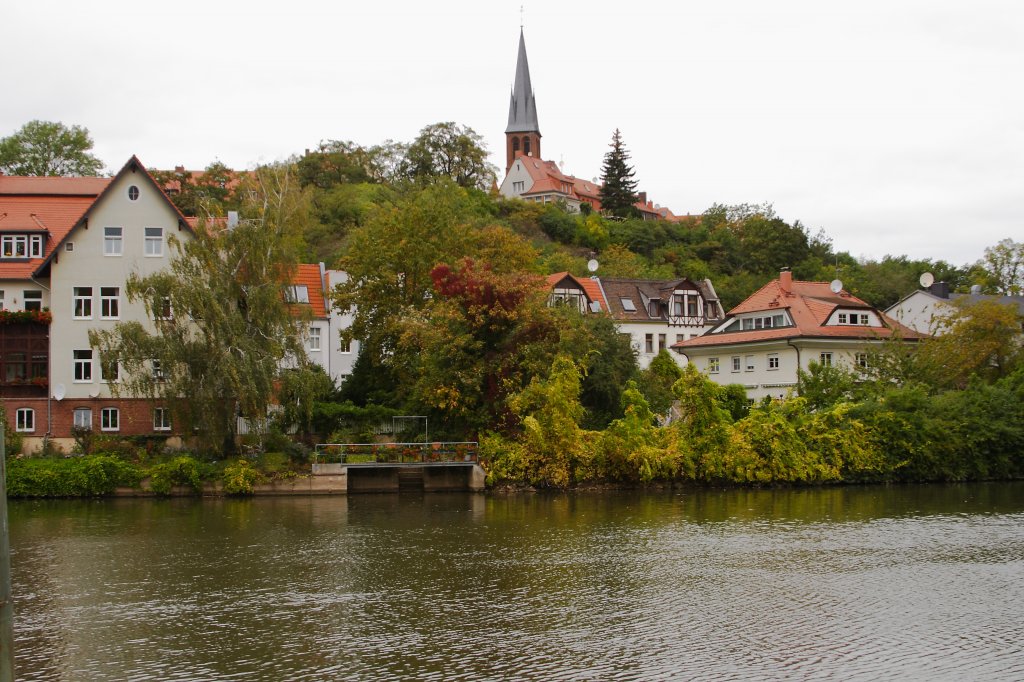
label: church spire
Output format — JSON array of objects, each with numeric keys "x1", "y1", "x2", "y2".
[
  {"x1": 505, "y1": 28, "x2": 542, "y2": 171},
  {"x1": 506, "y1": 29, "x2": 540, "y2": 134}
]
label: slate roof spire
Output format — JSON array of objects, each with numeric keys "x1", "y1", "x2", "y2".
[{"x1": 506, "y1": 29, "x2": 540, "y2": 134}]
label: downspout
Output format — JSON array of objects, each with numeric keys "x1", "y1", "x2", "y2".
[
  {"x1": 787, "y1": 339, "x2": 801, "y2": 395},
  {"x1": 29, "y1": 275, "x2": 53, "y2": 438}
]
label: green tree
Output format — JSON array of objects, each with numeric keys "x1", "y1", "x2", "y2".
[
  {"x1": 598, "y1": 128, "x2": 639, "y2": 218},
  {"x1": 0, "y1": 120, "x2": 104, "y2": 176},
  {"x1": 797, "y1": 360, "x2": 859, "y2": 410},
  {"x1": 90, "y1": 163, "x2": 316, "y2": 453},
  {"x1": 977, "y1": 238, "x2": 1024, "y2": 295},
  {"x1": 637, "y1": 350, "x2": 683, "y2": 417},
  {"x1": 917, "y1": 298, "x2": 1024, "y2": 388},
  {"x1": 404, "y1": 122, "x2": 497, "y2": 190}
]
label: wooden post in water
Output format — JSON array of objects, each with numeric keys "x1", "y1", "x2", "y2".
[{"x1": 0, "y1": 428, "x2": 13, "y2": 681}]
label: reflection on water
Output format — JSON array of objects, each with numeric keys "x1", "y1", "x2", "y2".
[{"x1": 10, "y1": 483, "x2": 1024, "y2": 681}]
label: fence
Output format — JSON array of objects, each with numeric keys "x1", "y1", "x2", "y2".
[{"x1": 313, "y1": 442, "x2": 478, "y2": 465}]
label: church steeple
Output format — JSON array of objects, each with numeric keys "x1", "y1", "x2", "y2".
[{"x1": 505, "y1": 28, "x2": 541, "y2": 171}]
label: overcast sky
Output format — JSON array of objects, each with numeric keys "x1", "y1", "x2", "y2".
[{"x1": 3, "y1": 1, "x2": 1021, "y2": 266}]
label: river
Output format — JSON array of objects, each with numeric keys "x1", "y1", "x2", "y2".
[{"x1": 9, "y1": 482, "x2": 1024, "y2": 680}]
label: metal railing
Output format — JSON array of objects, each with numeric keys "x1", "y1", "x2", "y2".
[{"x1": 313, "y1": 442, "x2": 478, "y2": 465}]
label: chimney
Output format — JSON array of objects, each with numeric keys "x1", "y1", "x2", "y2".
[
  {"x1": 638, "y1": 191, "x2": 647, "y2": 204},
  {"x1": 779, "y1": 269, "x2": 793, "y2": 293},
  {"x1": 175, "y1": 165, "x2": 185, "y2": 173},
  {"x1": 929, "y1": 281, "x2": 950, "y2": 299}
]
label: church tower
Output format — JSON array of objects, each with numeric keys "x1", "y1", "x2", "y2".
[{"x1": 505, "y1": 29, "x2": 541, "y2": 172}]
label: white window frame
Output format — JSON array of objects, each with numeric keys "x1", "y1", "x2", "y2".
[
  {"x1": 100, "y1": 287, "x2": 120, "y2": 320},
  {"x1": 0, "y1": 234, "x2": 42, "y2": 259},
  {"x1": 104, "y1": 227, "x2": 123, "y2": 256},
  {"x1": 101, "y1": 407, "x2": 120, "y2": 432},
  {"x1": 308, "y1": 326, "x2": 322, "y2": 352},
  {"x1": 285, "y1": 285, "x2": 309, "y2": 304},
  {"x1": 73, "y1": 287, "x2": 93, "y2": 319},
  {"x1": 152, "y1": 359, "x2": 165, "y2": 381},
  {"x1": 644, "y1": 334, "x2": 654, "y2": 354},
  {"x1": 708, "y1": 357, "x2": 720, "y2": 374},
  {"x1": 768, "y1": 353, "x2": 780, "y2": 370},
  {"x1": 856, "y1": 352, "x2": 869, "y2": 369},
  {"x1": 73, "y1": 408, "x2": 92, "y2": 430},
  {"x1": 820, "y1": 352, "x2": 833, "y2": 367},
  {"x1": 144, "y1": 227, "x2": 164, "y2": 257},
  {"x1": 15, "y1": 408, "x2": 34, "y2": 432},
  {"x1": 340, "y1": 338, "x2": 352, "y2": 354},
  {"x1": 73, "y1": 349, "x2": 93, "y2": 382},
  {"x1": 23, "y1": 290, "x2": 42, "y2": 311},
  {"x1": 100, "y1": 355, "x2": 119, "y2": 383},
  {"x1": 745, "y1": 355, "x2": 755, "y2": 372},
  {"x1": 731, "y1": 356, "x2": 741, "y2": 373},
  {"x1": 154, "y1": 407, "x2": 172, "y2": 431}
]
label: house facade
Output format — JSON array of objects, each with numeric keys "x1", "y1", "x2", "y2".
[
  {"x1": 886, "y1": 281, "x2": 1024, "y2": 335},
  {"x1": 546, "y1": 272, "x2": 724, "y2": 368},
  {"x1": 1, "y1": 157, "x2": 193, "y2": 452},
  {"x1": 292, "y1": 263, "x2": 359, "y2": 385},
  {"x1": 674, "y1": 270, "x2": 921, "y2": 401}
]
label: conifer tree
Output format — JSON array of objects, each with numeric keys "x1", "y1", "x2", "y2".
[{"x1": 598, "y1": 129, "x2": 639, "y2": 218}]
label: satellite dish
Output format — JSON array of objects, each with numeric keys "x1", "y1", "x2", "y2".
[
  {"x1": 587, "y1": 259, "x2": 599, "y2": 273},
  {"x1": 829, "y1": 279, "x2": 843, "y2": 294},
  {"x1": 53, "y1": 384, "x2": 66, "y2": 401},
  {"x1": 89, "y1": 389, "x2": 101, "y2": 399},
  {"x1": 919, "y1": 272, "x2": 935, "y2": 288}
]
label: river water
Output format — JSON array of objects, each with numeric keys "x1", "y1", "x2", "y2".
[{"x1": 9, "y1": 483, "x2": 1024, "y2": 681}]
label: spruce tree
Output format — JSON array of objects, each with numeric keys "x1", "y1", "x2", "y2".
[{"x1": 598, "y1": 128, "x2": 639, "y2": 218}]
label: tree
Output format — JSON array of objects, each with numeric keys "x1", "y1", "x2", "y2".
[
  {"x1": 916, "y1": 299, "x2": 1024, "y2": 388},
  {"x1": 90, "y1": 163, "x2": 317, "y2": 453},
  {"x1": 598, "y1": 129, "x2": 639, "y2": 218},
  {"x1": 404, "y1": 122, "x2": 497, "y2": 190},
  {"x1": 150, "y1": 161, "x2": 241, "y2": 217},
  {"x1": 0, "y1": 120, "x2": 104, "y2": 176},
  {"x1": 977, "y1": 238, "x2": 1024, "y2": 295}
]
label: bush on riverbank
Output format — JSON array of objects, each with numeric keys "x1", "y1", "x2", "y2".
[
  {"x1": 483, "y1": 358, "x2": 1024, "y2": 488},
  {"x1": 6, "y1": 455, "x2": 143, "y2": 497}
]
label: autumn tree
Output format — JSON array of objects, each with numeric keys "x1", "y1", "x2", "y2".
[
  {"x1": 90, "y1": 163, "x2": 317, "y2": 453},
  {"x1": 977, "y1": 238, "x2": 1024, "y2": 295},
  {"x1": 0, "y1": 120, "x2": 104, "y2": 176},
  {"x1": 598, "y1": 129, "x2": 639, "y2": 218}
]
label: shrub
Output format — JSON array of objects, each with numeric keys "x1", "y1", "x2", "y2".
[
  {"x1": 222, "y1": 459, "x2": 264, "y2": 496},
  {"x1": 148, "y1": 456, "x2": 205, "y2": 496},
  {"x1": 6, "y1": 455, "x2": 143, "y2": 498}
]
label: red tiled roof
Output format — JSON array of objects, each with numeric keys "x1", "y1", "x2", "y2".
[
  {"x1": 675, "y1": 275, "x2": 922, "y2": 349},
  {"x1": 546, "y1": 272, "x2": 608, "y2": 311},
  {"x1": 0, "y1": 178, "x2": 109, "y2": 279},
  {"x1": 292, "y1": 264, "x2": 328, "y2": 318}
]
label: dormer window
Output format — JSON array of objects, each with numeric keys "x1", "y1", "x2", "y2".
[
  {"x1": 1, "y1": 234, "x2": 43, "y2": 259},
  {"x1": 648, "y1": 300, "x2": 660, "y2": 317}
]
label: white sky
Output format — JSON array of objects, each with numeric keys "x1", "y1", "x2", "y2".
[{"x1": 3, "y1": 0, "x2": 1021, "y2": 265}]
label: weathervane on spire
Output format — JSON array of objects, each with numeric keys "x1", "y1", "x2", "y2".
[{"x1": 520, "y1": 5, "x2": 524, "y2": 28}]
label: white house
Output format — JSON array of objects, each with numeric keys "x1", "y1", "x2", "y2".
[
  {"x1": 546, "y1": 272, "x2": 725, "y2": 369},
  {"x1": 674, "y1": 270, "x2": 922, "y2": 401},
  {"x1": 886, "y1": 281, "x2": 1024, "y2": 335},
  {"x1": 290, "y1": 263, "x2": 358, "y2": 385},
  {"x1": 1, "y1": 157, "x2": 194, "y2": 451}
]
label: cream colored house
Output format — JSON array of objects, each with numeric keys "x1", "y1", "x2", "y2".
[
  {"x1": 674, "y1": 271, "x2": 922, "y2": 401},
  {"x1": 1, "y1": 157, "x2": 193, "y2": 451}
]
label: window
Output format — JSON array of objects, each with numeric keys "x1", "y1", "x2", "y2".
[
  {"x1": 708, "y1": 357, "x2": 720, "y2": 374},
  {"x1": 101, "y1": 407, "x2": 120, "y2": 432},
  {"x1": 732, "y1": 356, "x2": 741, "y2": 372},
  {"x1": 741, "y1": 313, "x2": 788, "y2": 330},
  {"x1": 820, "y1": 352, "x2": 833, "y2": 367},
  {"x1": 658, "y1": 334, "x2": 666, "y2": 352},
  {"x1": 284, "y1": 285, "x2": 309, "y2": 303},
  {"x1": 648, "y1": 301, "x2": 660, "y2": 317},
  {"x1": 859, "y1": 314, "x2": 870, "y2": 325},
  {"x1": 73, "y1": 408, "x2": 92, "y2": 430},
  {"x1": 0, "y1": 234, "x2": 43, "y2": 259},
  {"x1": 4, "y1": 353, "x2": 25, "y2": 382},
  {"x1": 73, "y1": 349, "x2": 93, "y2": 382},
  {"x1": 104, "y1": 227, "x2": 123, "y2": 256},
  {"x1": 152, "y1": 359, "x2": 164, "y2": 381},
  {"x1": 308, "y1": 326, "x2": 321, "y2": 351},
  {"x1": 100, "y1": 355, "x2": 119, "y2": 383},
  {"x1": 677, "y1": 334, "x2": 685, "y2": 344},
  {"x1": 73, "y1": 287, "x2": 93, "y2": 318},
  {"x1": 838, "y1": 313, "x2": 848, "y2": 324},
  {"x1": 154, "y1": 408, "x2": 172, "y2": 431},
  {"x1": 856, "y1": 352, "x2": 869, "y2": 369},
  {"x1": 645, "y1": 334, "x2": 654, "y2": 354},
  {"x1": 512, "y1": 181, "x2": 525, "y2": 192},
  {"x1": 745, "y1": 355, "x2": 755, "y2": 372},
  {"x1": 673, "y1": 297, "x2": 684, "y2": 316},
  {"x1": 340, "y1": 338, "x2": 352, "y2": 354},
  {"x1": 155, "y1": 297, "x2": 173, "y2": 320},
  {"x1": 66, "y1": 242, "x2": 74, "y2": 252},
  {"x1": 15, "y1": 408, "x2": 34, "y2": 433},
  {"x1": 100, "y1": 287, "x2": 119, "y2": 319},
  {"x1": 0, "y1": 289, "x2": 4, "y2": 308},
  {"x1": 768, "y1": 353, "x2": 780, "y2": 370},
  {"x1": 127, "y1": 185, "x2": 140, "y2": 201},
  {"x1": 144, "y1": 227, "x2": 164, "y2": 256},
  {"x1": 620, "y1": 298, "x2": 636, "y2": 312},
  {"x1": 23, "y1": 290, "x2": 42, "y2": 311}
]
